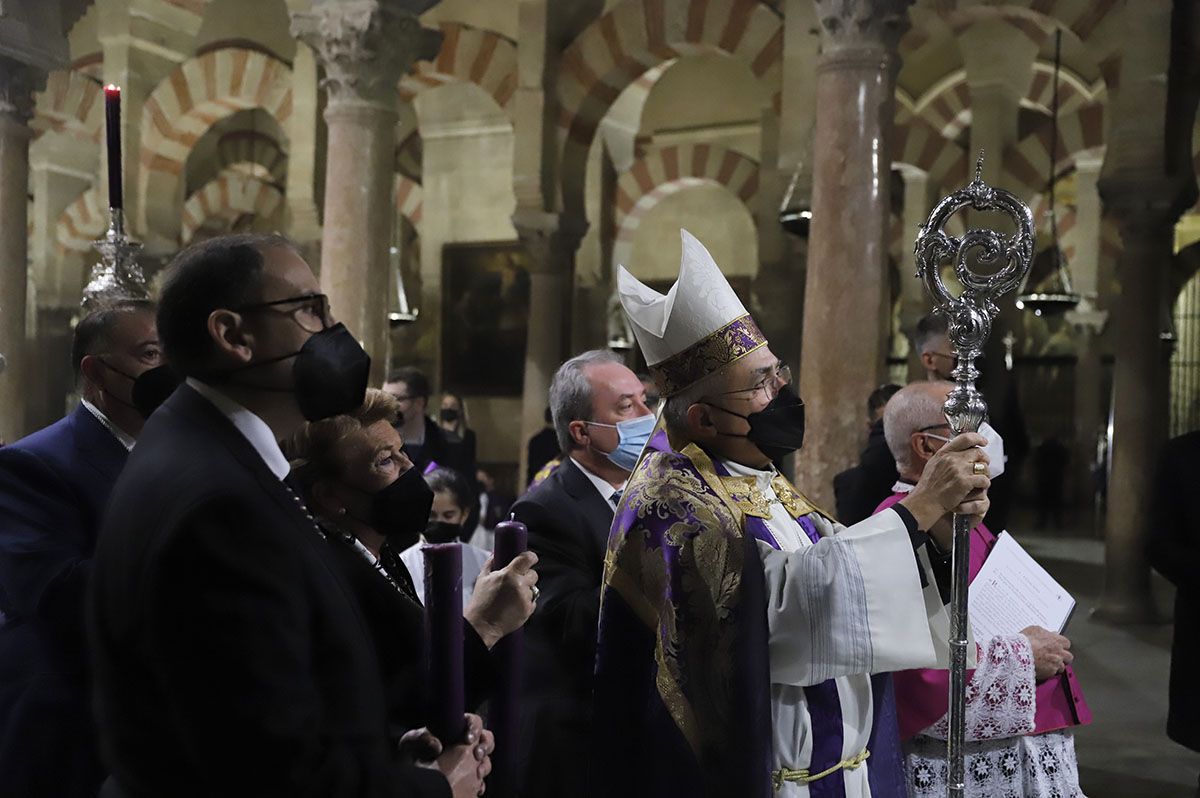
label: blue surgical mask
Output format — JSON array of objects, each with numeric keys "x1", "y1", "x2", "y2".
[{"x1": 586, "y1": 414, "x2": 657, "y2": 472}]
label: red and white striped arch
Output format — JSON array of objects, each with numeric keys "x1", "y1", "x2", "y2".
[
  {"x1": 892, "y1": 114, "x2": 970, "y2": 193},
  {"x1": 556, "y1": 0, "x2": 782, "y2": 217},
  {"x1": 55, "y1": 185, "x2": 106, "y2": 261},
  {"x1": 138, "y1": 47, "x2": 292, "y2": 241},
  {"x1": 180, "y1": 170, "x2": 284, "y2": 244},
  {"x1": 1003, "y1": 101, "x2": 1106, "y2": 198},
  {"x1": 913, "y1": 62, "x2": 1095, "y2": 141},
  {"x1": 398, "y1": 23, "x2": 517, "y2": 112},
  {"x1": 33, "y1": 70, "x2": 103, "y2": 143},
  {"x1": 394, "y1": 175, "x2": 423, "y2": 227},
  {"x1": 612, "y1": 143, "x2": 759, "y2": 268}
]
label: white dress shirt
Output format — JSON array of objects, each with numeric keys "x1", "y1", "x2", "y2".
[
  {"x1": 186, "y1": 378, "x2": 290, "y2": 480},
  {"x1": 569, "y1": 457, "x2": 627, "y2": 506},
  {"x1": 80, "y1": 398, "x2": 136, "y2": 452}
]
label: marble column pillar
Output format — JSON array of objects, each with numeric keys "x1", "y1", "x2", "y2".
[
  {"x1": 513, "y1": 210, "x2": 586, "y2": 485},
  {"x1": 0, "y1": 59, "x2": 42, "y2": 443},
  {"x1": 1095, "y1": 199, "x2": 1175, "y2": 622},
  {"x1": 1092, "y1": 0, "x2": 1189, "y2": 623},
  {"x1": 284, "y1": 42, "x2": 324, "y2": 260},
  {"x1": 797, "y1": 0, "x2": 911, "y2": 507},
  {"x1": 1064, "y1": 156, "x2": 1108, "y2": 527},
  {"x1": 292, "y1": 1, "x2": 441, "y2": 387},
  {"x1": 898, "y1": 165, "x2": 932, "y2": 381}
]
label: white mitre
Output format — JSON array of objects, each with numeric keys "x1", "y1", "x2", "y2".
[{"x1": 617, "y1": 229, "x2": 768, "y2": 396}]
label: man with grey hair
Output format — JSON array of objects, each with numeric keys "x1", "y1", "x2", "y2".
[
  {"x1": 510, "y1": 348, "x2": 655, "y2": 798},
  {"x1": 877, "y1": 381, "x2": 1088, "y2": 797}
]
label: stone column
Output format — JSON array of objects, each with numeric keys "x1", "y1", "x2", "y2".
[
  {"x1": 0, "y1": 59, "x2": 42, "y2": 443},
  {"x1": 1094, "y1": 195, "x2": 1177, "y2": 621},
  {"x1": 1064, "y1": 155, "x2": 1108, "y2": 527},
  {"x1": 797, "y1": 0, "x2": 911, "y2": 507},
  {"x1": 284, "y1": 42, "x2": 323, "y2": 258},
  {"x1": 1094, "y1": 0, "x2": 1192, "y2": 623},
  {"x1": 897, "y1": 165, "x2": 932, "y2": 380},
  {"x1": 292, "y1": 0, "x2": 442, "y2": 387},
  {"x1": 513, "y1": 210, "x2": 586, "y2": 483}
]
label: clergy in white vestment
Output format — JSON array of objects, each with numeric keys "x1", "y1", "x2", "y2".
[{"x1": 590, "y1": 230, "x2": 991, "y2": 798}]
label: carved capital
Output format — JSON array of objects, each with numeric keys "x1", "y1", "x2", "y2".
[
  {"x1": 813, "y1": 0, "x2": 913, "y2": 55},
  {"x1": 512, "y1": 210, "x2": 588, "y2": 274},
  {"x1": 291, "y1": 0, "x2": 442, "y2": 107},
  {"x1": 0, "y1": 58, "x2": 46, "y2": 124}
]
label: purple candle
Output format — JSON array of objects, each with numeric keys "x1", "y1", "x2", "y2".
[
  {"x1": 423, "y1": 542, "x2": 466, "y2": 744},
  {"x1": 492, "y1": 513, "x2": 528, "y2": 569},
  {"x1": 104, "y1": 85, "x2": 123, "y2": 210},
  {"x1": 488, "y1": 515, "x2": 528, "y2": 798}
]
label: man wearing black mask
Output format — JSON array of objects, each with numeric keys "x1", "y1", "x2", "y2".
[
  {"x1": 0, "y1": 299, "x2": 159, "y2": 798},
  {"x1": 591, "y1": 230, "x2": 991, "y2": 796},
  {"x1": 89, "y1": 233, "x2": 487, "y2": 798}
]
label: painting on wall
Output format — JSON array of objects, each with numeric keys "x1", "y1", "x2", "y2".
[{"x1": 441, "y1": 241, "x2": 532, "y2": 396}]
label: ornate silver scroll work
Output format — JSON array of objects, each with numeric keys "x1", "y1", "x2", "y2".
[{"x1": 912, "y1": 151, "x2": 1034, "y2": 798}]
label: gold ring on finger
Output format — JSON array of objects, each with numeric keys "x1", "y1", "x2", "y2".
[{"x1": 973, "y1": 461, "x2": 987, "y2": 475}]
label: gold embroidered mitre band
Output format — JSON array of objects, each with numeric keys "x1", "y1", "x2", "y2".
[{"x1": 649, "y1": 314, "x2": 768, "y2": 397}]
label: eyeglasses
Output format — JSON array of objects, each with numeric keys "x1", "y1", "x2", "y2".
[
  {"x1": 236, "y1": 293, "x2": 332, "y2": 334},
  {"x1": 716, "y1": 361, "x2": 792, "y2": 402}
]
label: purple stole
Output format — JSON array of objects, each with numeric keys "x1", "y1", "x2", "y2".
[{"x1": 709, "y1": 456, "x2": 907, "y2": 798}]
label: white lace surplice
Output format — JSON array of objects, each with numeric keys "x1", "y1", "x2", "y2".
[{"x1": 904, "y1": 634, "x2": 1088, "y2": 798}]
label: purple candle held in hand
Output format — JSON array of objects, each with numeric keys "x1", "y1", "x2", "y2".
[
  {"x1": 487, "y1": 514, "x2": 528, "y2": 798},
  {"x1": 423, "y1": 542, "x2": 466, "y2": 745},
  {"x1": 492, "y1": 513, "x2": 528, "y2": 569},
  {"x1": 103, "y1": 85, "x2": 123, "y2": 210}
]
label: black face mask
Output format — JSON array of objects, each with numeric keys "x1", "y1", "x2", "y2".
[
  {"x1": 439, "y1": 408, "x2": 460, "y2": 423},
  {"x1": 424, "y1": 520, "x2": 465, "y2": 545},
  {"x1": 345, "y1": 465, "x2": 434, "y2": 550},
  {"x1": 97, "y1": 359, "x2": 180, "y2": 420},
  {"x1": 706, "y1": 385, "x2": 806, "y2": 463},
  {"x1": 131, "y1": 364, "x2": 182, "y2": 419},
  {"x1": 220, "y1": 323, "x2": 371, "y2": 422}
]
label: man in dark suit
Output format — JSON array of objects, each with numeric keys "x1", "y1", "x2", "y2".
[
  {"x1": 384, "y1": 367, "x2": 474, "y2": 478},
  {"x1": 0, "y1": 299, "x2": 159, "y2": 797},
  {"x1": 833, "y1": 383, "x2": 901, "y2": 524},
  {"x1": 511, "y1": 350, "x2": 654, "y2": 798},
  {"x1": 89, "y1": 233, "x2": 489, "y2": 798},
  {"x1": 1148, "y1": 430, "x2": 1200, "y2": 772}
]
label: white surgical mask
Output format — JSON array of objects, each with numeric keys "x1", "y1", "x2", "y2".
[{"x1": 924, "y1": 421, "x2": 1006, "y2": 479}]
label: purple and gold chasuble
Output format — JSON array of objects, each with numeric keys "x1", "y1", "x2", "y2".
[{"x1": 593, "y1": 443, "x2": 943, "y2": 798}]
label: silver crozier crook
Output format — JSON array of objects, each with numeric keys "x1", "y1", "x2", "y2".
[{"x1": 912, "y1": 152, "x2": 1034, "y2": 798}]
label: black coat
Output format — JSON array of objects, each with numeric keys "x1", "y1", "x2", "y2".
[
  {"x1": 317, "y1": 532, "x2": 495, "y2": 738},
  {"x1": 1148, "y1": 430, "x2": 1200, "y2": 752},
  {"x1": 0, "y1": 405, "x2": 128, "y2": 797},
  {"x1": 509, "y1": 458, "x2": 615, "y2": 798},
  {"x1": 833, "y1": 419, "x2": 899, "y2": 525},
  {"x1": 88, "y1": 385, "x2": 449, "y2": 798}
]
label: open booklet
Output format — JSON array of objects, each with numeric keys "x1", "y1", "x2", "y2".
[{"x1": 968, "y1": 531, "x2": 1075, "y2": 643}]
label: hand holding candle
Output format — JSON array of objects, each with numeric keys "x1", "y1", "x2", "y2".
[{"x1": 103, "y1": 85, "x2": 123, "y2": 210}]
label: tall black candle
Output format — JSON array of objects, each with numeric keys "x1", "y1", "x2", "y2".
[
  {"x1": 423, "y1": 542, "x2": 466, "y2": 744},
  {"x1": 104, "y1": 85, "x2": 122, "y2": 210},
  {"x1": 487, "y1": 515, "x2": 529, "y2": 798}
]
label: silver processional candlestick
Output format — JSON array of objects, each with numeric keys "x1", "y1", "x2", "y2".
[
  {"x1": 82, "y1": 208, "x2": 149, "y2": 313},
  {"x1": 83, "y1": 84, "x2": 148, "y2": 313},
  {"x1": 913, "y1": 151, "x2": 1033, "y2": 798}
]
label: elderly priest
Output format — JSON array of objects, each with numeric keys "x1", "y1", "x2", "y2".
[{"x1": 591, "y1": 230, "x2": 992, "y2": 798}]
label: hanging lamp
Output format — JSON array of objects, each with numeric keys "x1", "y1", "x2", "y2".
[
  {"x1": 387, "y1": 221, "x2": 419, "y2": 326},
  {"x1": 1015, "y1": 28, "x2": 1081, "y2": 317}
]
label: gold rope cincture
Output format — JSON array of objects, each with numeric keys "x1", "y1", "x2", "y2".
[{"x1": 771, "y1": 749, "x2": 870, "y2": 790}]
